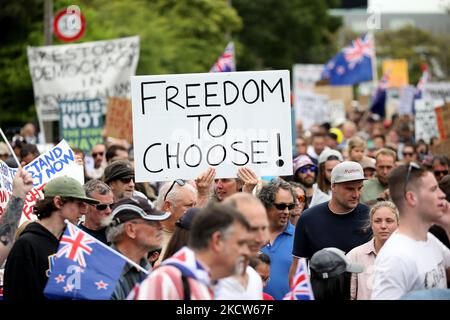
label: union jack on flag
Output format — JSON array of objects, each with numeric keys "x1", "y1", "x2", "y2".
[
  {"x1": 210, "y1": 42, "x2": 235, "y2": 73},
  {"x1": 283, "y1": 258, "x2": 314, "y2": 300},
  {"x1": 56, "y1": 223, "x2": 96, "y2": 268},
  {"x1": 343, "y1": 33, "x2": 374, "y2": 70}
]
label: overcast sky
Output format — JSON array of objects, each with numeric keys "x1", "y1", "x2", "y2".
[{"x1": 369, "y1": 0, "x2": 449, "y2": 13}]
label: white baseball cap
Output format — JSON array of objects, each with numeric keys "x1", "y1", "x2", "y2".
[
  {"x1": 318, "y1": 149, "x2": 344, "y2": 164},
  {"x1": 331, "y1": 161, "x2": 366, "y2": 184}
]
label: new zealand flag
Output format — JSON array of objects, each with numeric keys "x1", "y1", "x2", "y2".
[{"x1": 321, "y1": 34, "x2": 374, "y2": 85}]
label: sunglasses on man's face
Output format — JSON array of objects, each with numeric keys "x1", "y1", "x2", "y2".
[
  {"x1": 273, "y1": 202, "x2": 296, "y2": 211},
  {"x1": 298, "y1": 165, "x2": 317, "y2": 174},
  {"x1": 403, "y1": 152, "x2": 414, "y2": 157},
  {"x1": 92, "y1": 152, "x2": 104, "y2": 158},
  {"x1": 120, "y1": 177, "x2": 134, "y2": 184},
  {"x1": 434, "y1": 170, "x2": 449, "y2": 177},
  {"x1": 92, "y1": 203, "x2": 114, "y2": 211}
]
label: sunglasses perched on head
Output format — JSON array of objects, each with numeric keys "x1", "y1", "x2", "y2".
[
  {"x1": 273, "y1": 202, "x2": 296, "y2": 210},
  {"x1": 404, "y1": 162, "x2": 421, "y2": 194},
  {"x1": 164, "y1": 179, "x2": 186, "y2": 202}
]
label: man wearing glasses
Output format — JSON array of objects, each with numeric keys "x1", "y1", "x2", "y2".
[
  {"x1": 432, "y1": 155, "x2": 449, "y2": 182},
  {"x1": 79, "y1": 179, "x2": 115, "y2": 244},
  {"x1": 155, "y1": 179, "x2": 197, "y2": 264},
  {"x1": 86, "y1": 144, "x2": 107, "y2": 179},
  {"x1": 292, "y1": 155, "x2": 317, "y2": 207},
  {"x1": 258, "y1": 179, "x2": 297, "y2": 300},
  {"x1": 372, "y1": 163, "x2": 450, "y2": 300},
  {"x1": 290, "y1": 162, "x2": 372, "y2": 287},
  {"x1": 105, "y1": 196, "x2": 171, "y2": 300},
  {"x1": 103, "y1": 160, "x2": 136, "y2": 201}
]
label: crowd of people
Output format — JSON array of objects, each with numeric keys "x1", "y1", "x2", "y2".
[{"x1": 0, "y1": 108, "x2": 450, "y2": 301}]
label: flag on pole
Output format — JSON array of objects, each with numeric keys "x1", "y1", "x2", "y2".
[
  {"x1": 283, "y1": 258, "x2": 314, "y2": 300},
  {"x1": 370, "y1": 71, "x2": 390, "y2": 118},
  {"x1": 44, "y1": 222, "x2": 127, "y2": 300},
  {"x1": 414, "y1": 68, "x2": 430, "y2": 100},
  {"x1": 321, "y1": 34, "x2": 374, "y2": 85},
  {"x1": 210, "y1": 42, "x2": 235, "y2": 72}
]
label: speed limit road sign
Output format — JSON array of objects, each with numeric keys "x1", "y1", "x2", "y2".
[{"x1": 53, "y1": 7, "x2": 86, "y2": 42}]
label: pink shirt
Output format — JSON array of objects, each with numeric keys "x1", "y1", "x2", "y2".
[{"x1": 346, "y1": 239, "x2": 377, "y2": 300}]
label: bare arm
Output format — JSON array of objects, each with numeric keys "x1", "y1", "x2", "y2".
[{"x1": 0, "y1": 167, "x2": 33, "y2": 265}]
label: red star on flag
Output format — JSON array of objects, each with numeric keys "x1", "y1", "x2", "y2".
[
  {"x1": 63, "y1": 283, "x2": 74, "y2": 292},
  {"x1": 95, "y1": 280, "x2": 109, "y2": 290},
  {"x1": 55, "y1": 274, "x2": 66, "y2": 283}
]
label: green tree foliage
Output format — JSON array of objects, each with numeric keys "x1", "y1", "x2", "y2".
[
  {"x1": 375, "y1": 26, "x2": 450, "y2": 84},
  {"x1": 0, "y1": 0, "x2": 241, "y2": 127},
  {"x1": 232, "y1": 0, "x2": 342, "y2": 70}
]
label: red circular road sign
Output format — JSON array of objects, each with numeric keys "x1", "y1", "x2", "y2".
[{"x1": 53, "y1": 8, "x2": 86, "y2": 42}]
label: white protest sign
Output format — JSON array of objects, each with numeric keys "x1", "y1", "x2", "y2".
[
  {"x1": 131, "y1": 71, "x2": 292, "y2": 182},
  {"x1": 328, "y1": 100, "x2": 346, "y2": 127},
  {"x1": 0, "y1": 140, "x2": 84, "y2": 226},
  {"x1": 398, "y1": 85, "x2": 415, "y2": 115},
  {"x1": 414, "y1": 99, "x2": 440, "y2": 144},
  {"x1": 294, "y1": 93, "x2": 330, "y2": 131},
  {"x1": 27, "y1": 36, "x2": 140, "y2": 121},
  {"x1": 423, "y1": 82, "x2": 450, "y2": 103},
  {"x1": 293, "y1": 64, "x2": 323, "y2": 92}
]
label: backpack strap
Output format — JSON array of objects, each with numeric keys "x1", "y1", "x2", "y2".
[{"x1": 181, "y1": 274, "x2": 191, "y2": 300}]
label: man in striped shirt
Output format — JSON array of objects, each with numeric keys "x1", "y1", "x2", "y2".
[{"x1": 130, "y1": 203, "x2": 251, "y2": 300}]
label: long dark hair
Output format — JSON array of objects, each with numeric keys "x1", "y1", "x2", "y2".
[
  {"x1": 310, "y1": 272, "x2": 351, "y2": 301},
  {"x1": 162, "y1": 227, "x2": 190, "y2": 261}
]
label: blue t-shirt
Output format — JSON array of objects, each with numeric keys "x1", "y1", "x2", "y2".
[
  {"x1": 292, "y1": 202, "x2": 372, "y2": 259},
  {"x1": 260, "y1": 222, "x2": 295, "y2": 300}
]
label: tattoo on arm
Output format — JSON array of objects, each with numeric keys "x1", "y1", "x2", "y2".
[{"x1": 0, "y1": 196, "x2": 25, "y2": 247}]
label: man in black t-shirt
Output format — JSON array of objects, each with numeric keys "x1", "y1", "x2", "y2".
[{"x1": 289, "y1": 161, "x2": 372, "y2": 284}]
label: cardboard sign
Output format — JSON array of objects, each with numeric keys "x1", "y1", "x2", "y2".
[
  {"x1": 27, "y1": 36, "x2": 139, "y2": 121},
  {"x1": 104, "y1": 97, "x2": 133, "y2": 143},
  {"x1": 382, "y1": 59, "x2": 409, "y2": 88},
  {"x1": 131, "y1": 71, "x2": 293, "y2": 182},
  {"x1": 0, "y1": 140, "x2": 84, "y2": 225},
  {"x1": 314, "y1": 85, "x2": 353, "y2": 112},
  {"x1": 435, "y1": 103, "x2": 450, "y2": 140},
  {"x1": 59, "y1": 99, "x2": 105, "y2": 154},
  {"x1": 430, "y1": 140, "x2": 450, "y2": 160},
  {"x1": 414, "y1": 99, "x2": 439, "y2": 144}
]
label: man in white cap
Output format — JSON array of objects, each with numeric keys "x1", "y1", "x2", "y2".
[
  {"x1": 309, "y1": 149, "x2": 344, "y2": 208},
  {"x1": 289, "y1": 161, "x2": 372, "y2": 284}
]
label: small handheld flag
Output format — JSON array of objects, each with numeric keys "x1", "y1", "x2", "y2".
[
  {"x1": 44, "y1": 222, "x2": 128, "y2": 300},
  {"x1": 283, "y1": 258, "x2": 314, "y2": 300}
]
